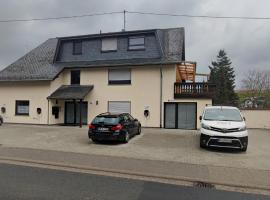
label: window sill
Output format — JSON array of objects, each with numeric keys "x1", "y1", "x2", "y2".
[
  {"x1": 15, "y1": 114, "x2": 29, "y2": 116},
  {"x1": 101, "y1": 50, "x2": 117, "y2": 53},
  {"x1": 127, "y1": 48, "x2": 146, "y2": 51},
  {"x1": 108, "y1": 81, "x2": 131, "y2": 85},
  {"x1": 108, "y1": 84, "x2": 131, "y2": 86}
]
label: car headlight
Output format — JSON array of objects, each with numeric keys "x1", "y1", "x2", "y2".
[
  {"x1": 201, "y1": 123, "x2": 211, "y2": 130},
  {"x1": 238, "y1": 126, "x2": 247, "y2": 131}
]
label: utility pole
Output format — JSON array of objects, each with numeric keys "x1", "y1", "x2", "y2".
[{"x1": 123, "y1": 10, "x2": 126, "y2": 31}]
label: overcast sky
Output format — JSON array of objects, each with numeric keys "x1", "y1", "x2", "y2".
[{"x1": 0, "y1": 0, "x2": 269, "y2": 88}]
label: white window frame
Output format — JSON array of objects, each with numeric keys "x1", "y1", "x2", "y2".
[
  {"x1": 108, "y1": 68, "x2": 131, "y2": 85},
  {"x1": 128, "y1": 37, "x2": 145, "y2": 50}
]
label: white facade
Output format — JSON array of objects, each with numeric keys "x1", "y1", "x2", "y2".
[{"x1": 0, "y1": 65, "x2": 212, "y2": 128}]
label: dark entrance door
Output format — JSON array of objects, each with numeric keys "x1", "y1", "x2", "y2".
[
  {"x1": 164, "y1": 102, "x2": 197, "y2": 130},
  {"x1": 65, "y1": 101, "x2": 88, "y2": 125}
]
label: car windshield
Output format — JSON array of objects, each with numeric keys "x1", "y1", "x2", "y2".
[
  {"x1": 92, "y1": 116, "x2": 119, "y2": 125},
  {"x1": 203, "y1": 108, "x2": 243, "y2": 121}
]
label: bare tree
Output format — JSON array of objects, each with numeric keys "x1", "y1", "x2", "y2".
[{"x1": 241, "y1": 69, "x2": 270, "y2": 97}]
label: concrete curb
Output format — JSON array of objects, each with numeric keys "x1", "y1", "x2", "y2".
[{"x1": 0, "y1": 156, "x2": 269, "y2": 192}]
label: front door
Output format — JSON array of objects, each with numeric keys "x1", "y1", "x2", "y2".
[{"x1": 65, "y1": 101, "x2": 88, "y2": 125}]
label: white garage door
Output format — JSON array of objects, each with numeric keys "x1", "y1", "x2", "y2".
[{"x1": 108, "y1": 101, "x2": 131, "y2": 114}]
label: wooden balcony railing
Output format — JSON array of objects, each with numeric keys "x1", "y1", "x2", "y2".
[{"x1": 174, "y1": 82, "x2": 216, "y2": 98}]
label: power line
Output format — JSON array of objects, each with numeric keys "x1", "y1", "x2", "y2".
[
  {"x1": 0, "y1": 11, "x2": 122, "y2": 23},
  {"x1": 127, "y1": 11, "x2": 270, "y2": 20},
  {"x1": 0, "y1": 10, "x2": 270, "y2": 24}
]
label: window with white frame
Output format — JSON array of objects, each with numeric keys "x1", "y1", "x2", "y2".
[
  {"x1": 128, "y1": 37, "x2": 145, "y2": 50},
  {"x1": 108, "y1": 68, "x2": 131, "y2": 85},
  {"x1": 102, "y1": 38, "x2": 117, "y2": 52}
]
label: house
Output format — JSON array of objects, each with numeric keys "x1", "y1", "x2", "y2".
[{"x1": 0, "y1": 28, "x2": 214, "y2": 129}]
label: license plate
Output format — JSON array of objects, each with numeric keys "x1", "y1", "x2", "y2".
[
  {"x1": 98, "y1": 127, "x2": 109, "y2": 131},
  {"x1": 218, "y1": 138, "x2": 232, "y2": 143}
]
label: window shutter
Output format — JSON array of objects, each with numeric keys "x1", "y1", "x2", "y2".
[
  {"x1": 102, "y1": 38, "x2": 117, "y2": 51},
  {"x1": 108, "y1": 69, "x2": 131, "y2": 84},
  {"x1": 108, "y1": 101, "x2": 131, "y2": 114}
]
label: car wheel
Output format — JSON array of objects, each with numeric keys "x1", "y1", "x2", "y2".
[
  {"x1": 200, "y1": 136, "x2": 206, "y2": 149},
  {"x1": 241, "y1": 146, "x2": 247, "y2": 152},
  {"x1": 200, "y1": 143, "x2": 205, "y2": 149},
  {"x1": 92, "y1": 138, "x2": 98, "y2": 143},
  {"x1": 137, "y1": 126, "x2": 141, "y2": 135},
  {"x1": 124, "y1": 132, "x2": 130, "y2": 143}
]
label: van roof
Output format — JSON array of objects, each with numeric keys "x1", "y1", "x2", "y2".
[{"x1": 205, "y1": 106, "x2": 239, "y2": 110}]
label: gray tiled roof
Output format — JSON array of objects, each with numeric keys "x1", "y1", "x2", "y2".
[
  {"x1": 0, "y1": 38, "x2": 61, "y2": 81},
  {"x1": 47, "y1": 85, "x2": 94, "y2": 100},
  {"x1": 0, "y1": 28, "x2": 185, "y2": 81}
]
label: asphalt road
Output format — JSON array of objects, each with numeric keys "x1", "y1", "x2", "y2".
[{"x1": 0, "y1": 163, "x2": 269, "y2": 200}]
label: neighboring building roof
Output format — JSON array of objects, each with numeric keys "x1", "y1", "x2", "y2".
[
  {"x1": 0, "y1": 28, "x2": 185, "y2": 82},
  {"x1": 47, "y1": 85, "x2": 94, "y2": 100}
]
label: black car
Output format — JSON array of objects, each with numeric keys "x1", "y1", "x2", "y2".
[
  {"x1": 88, "y1": 112, "x2": 141, "y2": 143},
  {"x1": 0, "y1": 115, "x2": 3, "y2": 126}
]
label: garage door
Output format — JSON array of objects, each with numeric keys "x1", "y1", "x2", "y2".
[
  {"x1": 164, "y1": 102, "x2": 196, "y2": 129},
  {"x1": 108, "y1": 101, "x2": 131, "y2": 114},
  {"x1": 164, "y1": 103, "x2": 176, "y2": 128}
]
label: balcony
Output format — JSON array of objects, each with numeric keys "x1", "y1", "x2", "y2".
[{"x1": 174, "y1": 82, "x2": 216, "y2": 98}]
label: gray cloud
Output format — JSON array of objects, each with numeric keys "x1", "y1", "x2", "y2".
[{"x1": 0, "y1": 0, "x2": 270, "y2": 88}]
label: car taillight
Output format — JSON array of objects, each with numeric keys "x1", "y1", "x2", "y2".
[
  {"x1": 89, "y1": 124, "x2": 95, "y2": 129},
  {"x1": 111, "y1": 124, "x2": 123, "y2": 131}
]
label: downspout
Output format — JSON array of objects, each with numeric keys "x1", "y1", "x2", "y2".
[
  {"x1": 47, "y1": 99, "x2": 50, "y2": 125},
  {"x1": 160, "y1": 66, "x2": 163, "y2": 128},
  {"x1": 155, "y1": 30, "x2": 165, "y2": 128}
]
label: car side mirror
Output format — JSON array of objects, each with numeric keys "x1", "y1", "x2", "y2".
[
  {"x1": 134, "y1": 118, "x2": 138, "y2": 121},
  {"x1": 199, "y1": 116, "x2": 202, "y2": 121},
  {"x1": 243, "y1": 117, "x2": 246, "y2": 121}
]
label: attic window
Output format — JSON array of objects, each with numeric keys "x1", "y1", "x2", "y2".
[
  {"x1": 102, "y1": 38, "x2": 117, "y2": 52},
  {"x1": 73, "y1": 40, "x2": 82, "y2": 55},
  {"x1": 128, "y1": 37, "x2": 145, "y2": 50}
]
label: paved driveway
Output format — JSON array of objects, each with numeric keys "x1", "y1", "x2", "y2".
[{"x1": 0, "y1": 124, "x2": 269, "y2": 170}]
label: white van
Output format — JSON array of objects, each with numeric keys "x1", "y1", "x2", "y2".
[{"x1": 199, "y1": 106, "x2": 248, "y2": 151}]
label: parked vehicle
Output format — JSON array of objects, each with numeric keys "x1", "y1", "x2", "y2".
[
  {"x1": 0, "y1": 115, "x2": 3, "y2": 126},
  {"x1": 88, "y1": 112, "x2": 141, "y2": 143},
  {"x1": 199, "y1": 106, "x2": 248, "y2": 152}
]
